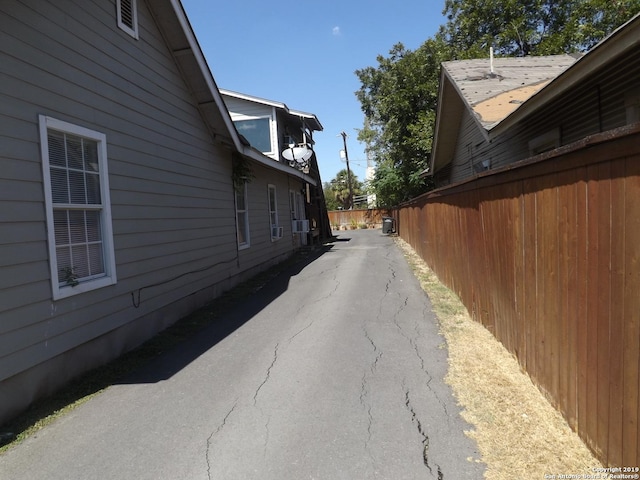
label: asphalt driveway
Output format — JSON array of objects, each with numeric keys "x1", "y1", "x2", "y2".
[{"x1": 0, "y1": 229, "x2": 485, "y2": 479}]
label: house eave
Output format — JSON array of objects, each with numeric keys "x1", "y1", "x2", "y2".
[
  {"x1": 429, "y1": 68, "x2": 470, "y2": 175},
  {"x1": 221, "y1": 89, "x2": 323, "y2": 132}
]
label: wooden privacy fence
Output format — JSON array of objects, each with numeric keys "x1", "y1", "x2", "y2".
[
  {"x1": 396, "y1": 125, "x2": 640, "y2": 467},
  {"x1": 327, "y1": 208, "x2": 393, "y2": 229}
]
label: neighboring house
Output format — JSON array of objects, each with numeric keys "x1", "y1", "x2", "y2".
[
  {"x1": 0, "y1": 0, "x2": 324, "y2": 425},
  {"x1": 428, "y1": 13, "x2": 640, "y2": 185},
  {"x1": 221, "y1": 89, "x2": 331, "y2": 244}
]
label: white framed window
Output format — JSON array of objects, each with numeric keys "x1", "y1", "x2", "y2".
[
  {"x1": 235, "y1": 182, "x2": 250, "y2": 249},
  {"x1": 268, "y1": 184, "x2": 282, "y2": 240},
  {"x1": 234, "y1": 117, "x2": 272, "y2": 154},
  {"x1": 39, "y1": 115, "x2": 117, "y2": 300},
  {"x1": 117, "y1": 0, "x2": 139, "y2": 39},
  {"x1": 289, "y1": 190, "x2": 296, "y2": 220}
]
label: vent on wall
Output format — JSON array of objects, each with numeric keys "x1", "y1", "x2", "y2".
[{"x1": 117, "y1": 0, "x2": 138, "y2": 39}]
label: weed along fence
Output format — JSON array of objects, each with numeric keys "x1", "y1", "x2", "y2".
[
  {"x1": 327, "y1": 208, "x2": 394, "y2": 230},
  {"x1": 395, "y1": 125, "x2": 640, "y2": 467}
]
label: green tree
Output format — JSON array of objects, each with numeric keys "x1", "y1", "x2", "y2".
[
  {"x1": 439, "y1": 0, "x2": 640, "y2": 56},
  {"x1": 325, "y1": 169, "x2": 363, "y2": 210},
  {"x1": 323, "y1": 182, "x2": 340, "y2": 211},
  {"x1": 355, "y1": 40, "x2": 444, "y2": 206}
]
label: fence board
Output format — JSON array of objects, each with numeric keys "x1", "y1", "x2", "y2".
[
  {"x1": 623, "y1": 159, "x2": 640, "y2": 466},
  {"x1": 584, "y1": 164, "x2": 602, "y2": 455},
  {"x1": 607, "y1": 158, "x2": 626, "y2": 467},
  {"x1": 557, "y1": 169, "x2": 576, "y2": 427},
  {"x1": 522, "y1": 179, "x2": 538, "y2": 378},
  {"x1": 596, "y1": 162, "x2": 612, "y2": 463},
  {"x1": 576, "y1": 171, "x2": 589, "y2": 441},
  {"x1": 513, "y1": 182, "x2": 525, "y2": 362},
  {"x1": 538, "y1": 177, "x2": 559, "y2": 402}
]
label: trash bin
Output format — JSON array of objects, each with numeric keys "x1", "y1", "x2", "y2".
[{"x1": 382, "y1": 217, "x2": 395, "y2": 234}]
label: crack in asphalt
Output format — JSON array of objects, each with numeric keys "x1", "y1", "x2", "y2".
[
  {"x1": 393, "y1": 297, "x2": 452, "y2": 424},
  {"x1": 359, "y1": 371, "x2": 373, "y2": 446},
  {"x1": 382, "y1": 250, "x2": 450, "y2": 478},
  {"x1": 287, "y1": 319, "x2": 315, "y2": 344},
  {"x1": 206, "y1": 399, "x2": 239, "y2": 480},
  {"x1": 404, "y1": 387, "x2": 431, "y2": 473},
  {"x1": 288, "y1": 268, "x2": 340, "y2": 344},
  {"x1": 262, "y1": 414, "x2": 271, "y2": 462},
  {"x1": 363, "y1": 327, "x2": 383, "y2": 374},
  {"x1": 251, "y1": 345, "x2": 280, "y2": 466},
  {"x1": 254, "y1": 343, "x2": 279, "y2": 406},
  {"x1": 404, "y1": 387, "x2": 446, "y2": 479},
  {"x1": 360, "y1": 325, "x2": 383, "y2": 474},
  {"x1": 384, "y1": 269, "x2": 397, "y2": 293},
  {"x1": 391, "y1": 296, "x2": 411, "y2": 341}
]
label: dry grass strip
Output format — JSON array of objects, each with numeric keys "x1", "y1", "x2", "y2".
[{"x1": 395, "y1": 237, "x2": 602, "y2": 480}]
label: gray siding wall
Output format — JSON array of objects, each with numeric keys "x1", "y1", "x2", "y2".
[
  {"x1": 238, "y1": 163, "x2": 302, "y2": 269},
  {"x1": 0, "y1": 0, "x2": 298, "y2": 420},
  {"x1": 449, "y1": 110, "x2": 487, "y2": 184},
  {"x1": 447, "y1": 51, "x2": 640, "y2": 184}
]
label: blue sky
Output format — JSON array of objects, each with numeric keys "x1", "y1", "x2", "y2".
[{"x1": 181, "y1": 0, "x2": 446, "y2": 185}]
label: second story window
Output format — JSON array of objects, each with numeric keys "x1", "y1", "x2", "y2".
[
  {"x1": 234, "y1": 118, "x2": 272, "y2": 154},
  {"x1": 117, "y1": 0, "x2": 139, "y2": 39}
]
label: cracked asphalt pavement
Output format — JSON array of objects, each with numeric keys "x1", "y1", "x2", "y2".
[{"x1": 1, "y1": 230, "x2": 485, "y2": 479}]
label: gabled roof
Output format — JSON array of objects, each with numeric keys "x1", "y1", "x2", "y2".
[
  {"x1": 147, "y1": 0, "x2": 316, "y2": 185},
  {"x1": 444, "y1": 55, "x2": 578, "y2": 130},
  {"x1": 428, "y1": 12, "x2": 640, "y2": 176},
  {"x1": 429, "y1": 55, "x2": 576, "y2": 175},
  {"x1": 220, "y1": 89, "x2": 324, "y2": 132}
]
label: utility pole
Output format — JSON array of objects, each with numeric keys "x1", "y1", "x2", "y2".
[{"x1": 340, "y1": 131, "x2": 354, "y2": 210}]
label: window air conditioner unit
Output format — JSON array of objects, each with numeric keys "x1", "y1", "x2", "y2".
[
  {"x1": 271, "y1": 226, "x2": 283, "y2": 239},
  {"x1": 292, "y1": 219, "x2": 310, "y2": 233}
]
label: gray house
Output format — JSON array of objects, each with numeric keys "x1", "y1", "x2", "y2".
[
  {"x1": 221, "y1": 89, "x2": 331, "y2": 245},
  {"x1": 428, "y1": 13, "x2": 640, "y2": 185},
  {"x1": 0, "y1": 0, "x2": 322, "y2": 425}
]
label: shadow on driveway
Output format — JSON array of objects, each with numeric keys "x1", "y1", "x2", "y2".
[{"x1": 1, "y1": 242, "x2": 341, "y2": 447}]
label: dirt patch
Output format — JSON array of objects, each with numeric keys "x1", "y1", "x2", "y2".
[{"x1": 395, "y1": 237, "x2": 602, "y2": 479}]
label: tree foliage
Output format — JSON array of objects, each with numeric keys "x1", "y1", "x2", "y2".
[
  {"x1": 440, "y1": 0, "x2": 640, "y2": 56},
  {"x1": 354, "y1": 1, "x2": 639, "y2": 207},
  {"x1": 355, "y1": 40, "x2": 446, "y2": 206},
  {"x1": 324, "y1": 169, "x2": 363, "y2": 211}
]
